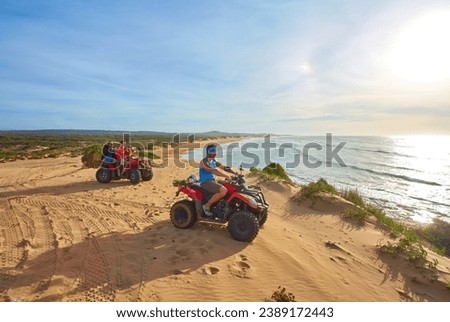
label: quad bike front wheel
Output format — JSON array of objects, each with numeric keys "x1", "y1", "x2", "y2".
[
  {"x1": 170, "y1": 200, "x2": 197, "y2": 229},
  {"x1": 227, "y1": 210, "x2": 260, "y2": 242},
  {"x1": 141, "y1": 168, "x2": 154, "y2": 181},
  {"x1": 258, "y1": 209, "x2": 269, "y2": 227},
  {"x1": 129, "y1": 169, "x2": 141, "y2": 184},
  {"x1": 96, "y1": 168, "x2": 112, "y2": 183}
]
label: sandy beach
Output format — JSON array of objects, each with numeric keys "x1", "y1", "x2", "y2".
[{"x1": 0, "y1": 139, "x2": 449, "y2": 302}]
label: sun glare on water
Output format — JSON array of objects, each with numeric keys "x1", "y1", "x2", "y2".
[
  {"x1": 393, "y1": 135, "x2": 450, "y2": 182},
  {"x1": 388, "y1": 11, "x2": 450, "y2": 83}
]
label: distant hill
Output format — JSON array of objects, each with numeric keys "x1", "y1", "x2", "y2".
[{"x1": 0, "y1": 129, "x2": 261, "y2": 138}]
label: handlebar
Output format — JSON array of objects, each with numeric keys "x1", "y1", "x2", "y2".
[
  {"x1": 223, "y1": 166, "x2": 235, "y2": 174},
  {"x1": 218, "y1": 174, "x2": 245, "y2": 185},
  {"x1": 229, "y1": 174, "x2": 245, "y2": 184}
]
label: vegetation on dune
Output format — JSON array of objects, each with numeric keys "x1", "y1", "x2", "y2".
[
  {"x1": 81, "y1": 144, "x2": 102, "y2": 168},
  {"x1": 295, "y1": 177, "x2": 450, "y2": 277},
  {"x1": 250, "y1": 163, "x2": 293, "y2": 183},
  {"x1": 343, "y1": 207, "x2": 369, "y2": 224},
  {"x1": 266, "y1": 286, "x2": 296, "y2": 302},
  {"x1": 415, "y1": 218, "x2": 450, "y2": 257},
  {"x1": 340, "y1": 188, "x2": 365, "y2": 208},
  {"x1": 0, "y1": 133, "x2": 82, "y2": 161},
  {"x1": 250, "y1": 165, "x2": 447, "y2": 265},
  {"x1": 296, "y1": 178, "x2": 337, "y2": 201}
]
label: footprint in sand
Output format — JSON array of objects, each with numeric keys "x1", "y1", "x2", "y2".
[
  {"x1": 228, "y1": 255, "x2": 253, "y2": 278},
  {"x1": 329, "y1": 256, "x2": 347, "y2": 264},
  {"x1": 144, "y1": 209, "x2": 153, "y2": 217},
  {"x1": 325, "y1": 240, "x2": 349, "y2": 253},
  {"x1": 239, "y1": 254, "x2": 248, "y2": 261},
  {"x1": 202, "y1": 266, "x2": 220, "y2": 275},
  {"x1": 172, "y1": 268, "x2": 190, "y2": 275}
]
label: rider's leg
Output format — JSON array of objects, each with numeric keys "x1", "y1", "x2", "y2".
[
  {"x1": 115, "y1": 160, "x2": 121, "y2": 177},
  {"x1": 120, "y1": 160, "x2": 127, "y2": 176},
  {"x1": 200, "y1": 181, "x2": 227, "y2": 216},
  {"x1": 204, "y1": 186, "x2": 227, "y2": 209}
]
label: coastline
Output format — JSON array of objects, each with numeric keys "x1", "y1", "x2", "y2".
[
  {"x1": 152, "y1": 136, "x2": 246, "y2": 167},
  {"x1": 181, "y1": 135, "x2": 450, "y2": 225}
]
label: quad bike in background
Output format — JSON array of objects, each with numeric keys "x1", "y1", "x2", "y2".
[
  {"x1": 170, "y1": 166, "x2": 269, "y2": 242},
  {"x1": 95, "y1": 145, "x2": 153, "y2": 185}
]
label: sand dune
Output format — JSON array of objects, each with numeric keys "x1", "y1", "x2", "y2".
[{"x1": 0, "y1": 153, "x2": 449, "y2": 302}]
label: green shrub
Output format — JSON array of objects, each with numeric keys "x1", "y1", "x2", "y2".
[
  {"x1": 344, "y1": 207, "x2": 368, "y2": 224},
  {"x1": 380, "y1": 237, "x2": 437, "y2": 278},
  {"x1": 262, "y1": 163, "x2": 292, "y2": 181},
  {"x1": 417, "y1": 218, "x2": 450, "y2": 256},
  {"x1": 81, "y1": 144, "x2": 102, "y2": 168},
  {"x1": 250, "y1": 163, "x2": 292, "y2": 183},
  {"x1": 299, "y1": 178, "x2": 337, "y2": 201},
  {"x1": 340, "y1": 189, "x2": 365, "y2": 208},
  {"x1": 367, "y1": 205, "x2": 406, "y2": 237},
  {"x1": 378, "y1": 220, "x2": 440, "y2": 279}
]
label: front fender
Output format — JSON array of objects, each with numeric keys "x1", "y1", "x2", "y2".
[
  {"x1": 99, "y1": 161, "x2": 115, "y2": 169},
  {"x1": 127, "y1": 158, "x2": 140, "y2": 169},
  {"x1": 227, "y1": 192, "x2": 258, "y2": 209}
]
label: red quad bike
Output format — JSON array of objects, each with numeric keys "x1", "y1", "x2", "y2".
[
  {"x1": 170, "y1": 167, "x2": 269, "y2": 242},
  {"x1": 96, "y1": 155, "x2": 153, "y2": 185}
]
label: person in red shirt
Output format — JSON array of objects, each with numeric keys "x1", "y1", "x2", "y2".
[{"x1": 115, "y1": 141, "x2": 131, "y2": 176}]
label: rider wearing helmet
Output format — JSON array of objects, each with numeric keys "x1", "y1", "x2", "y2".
[{"x1": 199, "y1": 145, "x2": 232, "y2": 217}]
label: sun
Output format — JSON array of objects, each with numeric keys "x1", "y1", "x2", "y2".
[{"x1": 388, "y1": 11, "x2": 450, "y2": 82}]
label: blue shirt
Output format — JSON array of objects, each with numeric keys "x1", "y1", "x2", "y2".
[{"x1": 199, "y1": 158, "x2": 217, "y2": 183}]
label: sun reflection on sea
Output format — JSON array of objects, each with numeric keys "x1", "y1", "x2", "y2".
[
  {"x1": 390, "y1": 135, "x2": 450, "y2": 222},
  {"x1": 392, "y1": 135, "x2": 450, "y2": 170}
]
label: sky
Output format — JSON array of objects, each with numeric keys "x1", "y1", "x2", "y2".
[{"x1": 1, "y1": 0, "x2": 450, "y2": 135}]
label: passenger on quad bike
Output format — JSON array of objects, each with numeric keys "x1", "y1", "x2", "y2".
[
  {"x1": 102, "y1": 141, "x2": 117, "y2": 175},
  {"x1": 115, "y1": 141, "x2": 131, "y2": 176},
  {"x1": 102, "y1": 141, "x2": 115, "y2": 162},
  {"x1": 199, "y1": 145, "x2": 236, "y2": 217}
]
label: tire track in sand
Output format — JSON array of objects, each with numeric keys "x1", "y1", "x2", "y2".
[
  {"x1": 12, "y1": 195, "x2": 122, "y2": 301},
  {"x1": 0, "y1": 199, "x2": 26, "y2": 298},
  {"x1": 3, "y1": 190, "x2": 169, "y2": 301},
  {"x1": 0, "y1": 198, "x2": 58, "y2": 300}
]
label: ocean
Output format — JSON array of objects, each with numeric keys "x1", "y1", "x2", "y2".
[{"x1": 184, "y1": 135, "x2": 450, "y2": 224}]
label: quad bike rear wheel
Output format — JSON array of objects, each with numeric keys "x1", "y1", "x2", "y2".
[
  {"x1": 170, "y1": 200, "x2": 197, "y2": 229},
  {"x1": 227, "y1": 210, "x2": 260, "y2": 242},
  {"x1": 96, "y1": 168, "x2": 112, "y2": 183}
]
